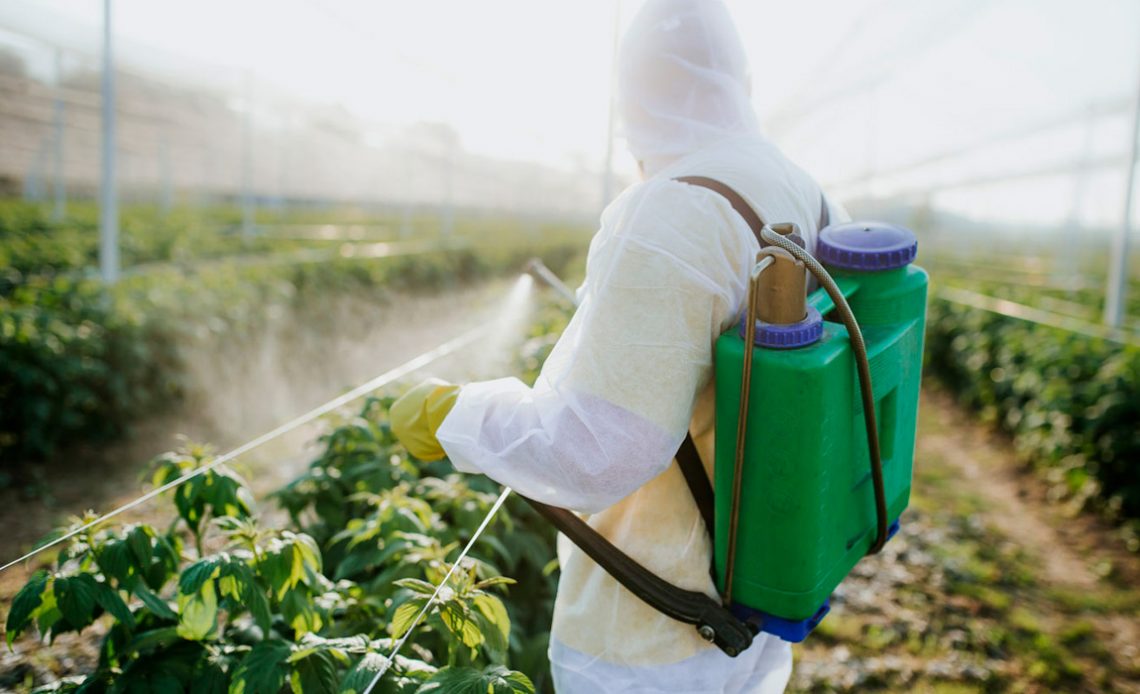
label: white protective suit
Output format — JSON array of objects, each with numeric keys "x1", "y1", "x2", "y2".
[{"x1": 436, "y1": 1, "x2": 847, "y2": 692}]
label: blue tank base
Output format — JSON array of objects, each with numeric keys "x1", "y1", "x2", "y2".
[{"x1": 731, "y1": 518, "x2": 902, "y2": 643}]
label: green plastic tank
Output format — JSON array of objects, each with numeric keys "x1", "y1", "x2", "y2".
[{"x1": 713, "y1": 222, "x2": 928, "y2": 641}]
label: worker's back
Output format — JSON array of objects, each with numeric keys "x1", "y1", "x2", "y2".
[{"x1": 550, "y1": 133, "x2": 841, "y2": 693}]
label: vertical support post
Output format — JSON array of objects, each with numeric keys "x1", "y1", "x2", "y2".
[
  {"x1": 600, "y1": 0, "x2": 621, "y2": 212},
  {"x1": 276, "y1": 121, "x2": 289, "y2": 212},
  {"x1": 160, "y1": 133, "x2": 172, "y2": 215},
  {"x1": 1105, "y1": 62, "x2": 1140, "y2": 328},
  {"x1": 400, "y1": 148, "x2": 413, "y2": 239},
  {"x1": 52, "y1": 48, "x2": 66, "y2": 223},
  {"x1": 441, "y1": 139, "x2": 455, "y2": 238},
  {"x1": 241, "y1": 71, "x2": 255, "y2": 241},
  {"x1": 100, "y1": 0, "x2": 119, "y2": 284},
  {"x1": 1062, "y1": 106, "x2": 1096, "y2": 292},
  {"x1": 25, "y1": 138, "x2": 48, "y2": 202}
]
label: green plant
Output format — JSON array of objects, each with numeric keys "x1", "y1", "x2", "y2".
[
  {"x1": 925, "y1": 293, "x2": 1140, "y2": 526},
  {"x1": 0, "y1": 201, "x2": 588, "y2": 474},
  {"x1": 6, "y1": 389, "x2": 555, "y2": 692}
]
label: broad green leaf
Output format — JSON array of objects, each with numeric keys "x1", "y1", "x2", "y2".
[
  {"x1": 281, "y1": 588, "x2": 322, "y2": 636},
  {"x1": 471, "y1": 577, "x2": 515, "y2": 592},
  {"x1": 93, "y1": 581, "x2": 135, "y2": 628},
  {"x1": 472, "y1": 594, "x2": 511, "y2": 655},
  {"x1": 231, "y1": 639, "x2": 292, "y2": 694},
  {"x1": 339, "y1": 652, "x2": 390, "y2": 694},
  {"x1": 56, "y1": 574, "x2": 98, "y2": 627},
  {"x1": 178, "y1": 558, "x2": 221, "y2": 596},
  {"x1": 289, "y1": 649, "x2": 339, "y2": 694},
  {"x1": 96, "y1": 539, "x2": 136, "y2": 587},
  {"x1": 392, "y1": 578, "x2": 437, "y2": 597},
  {"x1": 388, "y1": 600, "x2": 425, "y2": 639},
  {"x1": 176, "y1": 579, "x2": 217, "y2": 641},
  {"x1": 127, "y1": 525, "x2": 155, "y2": 567},
  {"x1": 34, "y1": 581, "x2": 62, "y2": 636},
  {"x1": 289, "y1": 544, "x2": 307, "y2": 591},
  {"x1": 414, "y1": 665, "x2": 535, "y2": 694},
  {"x1": 295, "y1": 534, "x2": 323, "y2": 573},
  {"x1": 242, "y1": 579, "x2": 272, "y2": 634},
  {"x1": 133, "y1": 585, "x2": 178, "y2": 621},
  {"x1": 145, "y1": 535, "x2": 182, "y2": 590},
  {"x1": 438, "y1": 601, "x2": 484, "y2": 650},
  {"x1": 259, "y1": 545, "x2": 294, "y2": 600},
  {"x1": 190, "y1": 657, "x2": 230, "y2": 694},
  {"x1": 124, "y1": 626, "x2": 181, "y2": 657},
  {"x1": 218, "y1": 574, "x2": 241, "y2": 601},
  {"x1": 6, "y1": 569, "x2": 49, "y2": 646}
]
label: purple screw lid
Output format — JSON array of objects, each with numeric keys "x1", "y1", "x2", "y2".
[
  {"x1": 817, "y1": 222, "x2": 918, "y2": 271},
  {"x1": 739, "y1": 305, "x2": 823, "y2": 349}
]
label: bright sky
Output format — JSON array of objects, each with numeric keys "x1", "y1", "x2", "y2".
[{"x1": 2, "y1": 0, "x2": 1139, "y2": 227}]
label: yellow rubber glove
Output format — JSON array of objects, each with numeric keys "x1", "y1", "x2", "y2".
[{"x1": 389, "y1": 379, "x2": 461, "y2": 461}]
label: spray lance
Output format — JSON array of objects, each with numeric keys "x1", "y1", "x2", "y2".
[
  {"x1": 525, "y1": 258, "x2": 579, "y2": 306},
  {"x1": 522, "y1": 220, "x2": 928, "y2": 648}
]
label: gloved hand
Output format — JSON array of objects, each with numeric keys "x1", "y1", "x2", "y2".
[{"x1": 389, "y1": 378, "x2": 461, "y2": 461}]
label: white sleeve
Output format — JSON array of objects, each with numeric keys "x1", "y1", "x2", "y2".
[{"x1": 435, "y1": 180, "x2": 755, "y2": 514}]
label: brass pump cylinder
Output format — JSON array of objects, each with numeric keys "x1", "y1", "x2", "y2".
[{"x1": 755, "y1": 246, "x2": 807, "y2": 325}]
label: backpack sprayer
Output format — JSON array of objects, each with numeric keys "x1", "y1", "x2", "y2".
[
  {"x1": 524, "y1": 200, "x2": 927, "y2": 654},
  {"x1": 714, "y1": 220, "x2": 927, "y2": 641}
]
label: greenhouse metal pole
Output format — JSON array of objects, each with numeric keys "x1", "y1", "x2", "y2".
[
  {"x1": 52, "y1": 47, "x2": 66, "y2": 223},
  {"x1": 99, "y1": 0, "x2": 119, "y2": 284},
  {"x1": 1104, "y1": 60, "x2": 1140, "y2": 328},
  {"x1": 241, "y1": 71, "x2": 255, "y2": 241},
  {"x1": 600, "y1": 0, "x2": 620, "y2": 213}
]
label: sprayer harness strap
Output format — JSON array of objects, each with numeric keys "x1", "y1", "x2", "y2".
[
  {"x1": 675, "y1": 433, "x2": 715, "y2": 538},
  {"x1": 520, "y1": 495, "x2": 754, "y2": 657},
  {"x1": 673, "y1": 175, "x2": 831, "y2": 246}
]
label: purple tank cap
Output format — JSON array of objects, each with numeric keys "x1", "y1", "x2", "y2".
[
  {"x1": 817, "y1": 222, "x2": 918, "y2": 271},
  {"x1": 739, "y1": 305, "x2": 823, "y2": 349}
]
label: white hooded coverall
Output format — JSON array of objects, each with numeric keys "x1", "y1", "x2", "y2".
[{"x1": 436, "y1": 1, "x2": 847, "y2": 691}]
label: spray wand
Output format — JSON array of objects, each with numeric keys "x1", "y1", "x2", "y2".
[{"x1": 525, "y1": 258, "x2": 579, "y2": 306}]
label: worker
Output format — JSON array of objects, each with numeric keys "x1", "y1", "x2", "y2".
[{"x1": 390, "y1": 0, "x2": 846, "y2": 691}]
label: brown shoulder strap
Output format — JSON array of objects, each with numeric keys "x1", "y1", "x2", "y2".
[
  {"x1": 676, "y1": 433, "x2": 714, "y2": 537},
  {"x1": 675, "y1": 175, "x2": 828, "y2": 245},
  {"x1": 522, "y1": 495, "x2": 754, "y2": 656},
  {"x1": 675, "y1": 176, "x2": 766, "y2": 241}
]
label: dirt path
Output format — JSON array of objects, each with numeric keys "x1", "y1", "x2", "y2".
[{"x1": 792, "y1": 388, "x2": 1140, "y2": 693}]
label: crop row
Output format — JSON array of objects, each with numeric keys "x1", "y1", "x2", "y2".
[
  {"x1": 4, "y1": 296, "x2": 573, "y2": 693},
  {"x1": 0, "y1": 207, "x2": 587, "y2": 470},
  {"x1": 924, "y1": 293, "x2": 1140, "y2": 540},
  {"x1": 5, "y1": 397, "x2": 558, "y2": 692}
]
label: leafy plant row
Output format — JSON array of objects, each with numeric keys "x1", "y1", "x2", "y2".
[
  {"x1": 0, "y1": 202, "x2": 586, "y2": 470},
  {"x1": 0, "y1": 200, "x2": 588, "y2": 292},
  {"x1": 6, "y1": 393, "x2": 560, "y2": 693},
  {"x1": 925, "y1": 295, "x2": 1140, "y2": 542}
]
